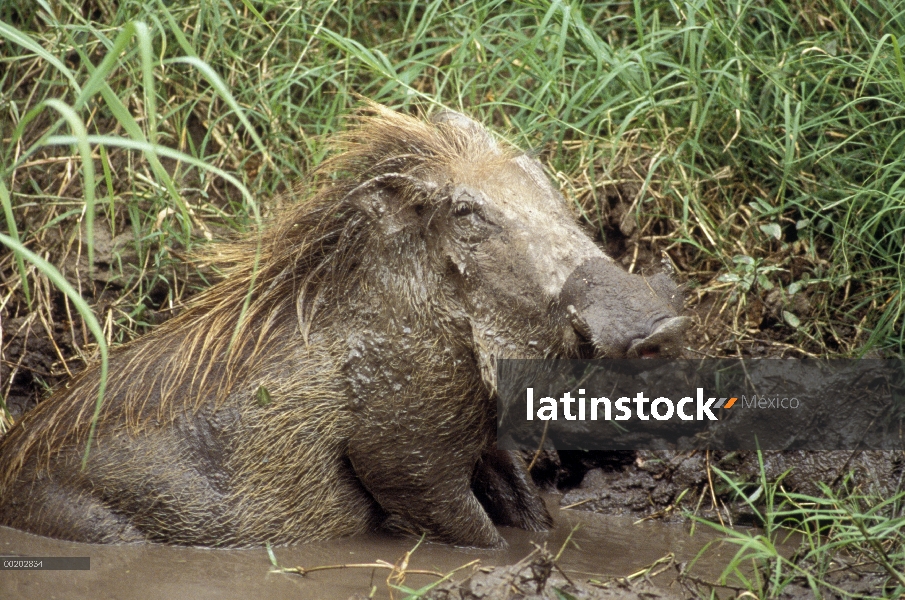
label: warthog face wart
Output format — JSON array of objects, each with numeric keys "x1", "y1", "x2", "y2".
[{"x1": 0, "y1": 104, "x2": 688, "y2": 548}]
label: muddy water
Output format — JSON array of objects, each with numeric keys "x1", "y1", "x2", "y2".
[{"x1": 0, "y1": 497, "x2": 736, "y2": 599}]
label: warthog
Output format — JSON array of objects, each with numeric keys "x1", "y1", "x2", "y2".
[{"x1": 0, "y1": 104, "x2": 689, "y2": 547}]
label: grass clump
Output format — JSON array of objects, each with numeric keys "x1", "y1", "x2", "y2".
[
  {"x1": 0, "y1": 5, "x2": 903, "y2": 401},
  {"x1": 1, "y1": 3, "x2": 902, "y2": 401},
  {"x1": 690, "y1": 454, "x2": 905, "y2": 598}
]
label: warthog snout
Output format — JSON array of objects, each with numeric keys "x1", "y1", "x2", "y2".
[{"x1": 560, "y1": 257, "x2": 691, "y2": 358}]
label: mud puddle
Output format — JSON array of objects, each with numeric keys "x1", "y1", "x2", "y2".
[{"x1": 0, "y1": 496, "x2": 745, "y2": 600}]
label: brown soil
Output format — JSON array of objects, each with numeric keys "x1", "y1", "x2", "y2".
[{"x1": 420, "y1": 546, "x2": 682, "y2": 600}]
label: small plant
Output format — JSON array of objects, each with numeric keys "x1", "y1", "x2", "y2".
[
  {"x1": 718, "y1": 255, "x2": 785, "y2": 297},
  {"x1": 687, "y1": 452, "x2": 905, "y2": 598}
]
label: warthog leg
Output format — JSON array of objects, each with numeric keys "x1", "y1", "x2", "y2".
[
  {"x1": 347, "y1": 435, "x2": 505, "y2": 548},
  {"x1": 471, "y1": 447, "x2": 553, "y2": 531}
]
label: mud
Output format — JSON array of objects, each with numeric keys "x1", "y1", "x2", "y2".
[
  {"x1": 423, "y1": 547, "x2": 682, "y2": 600},
  {"x1": 553, "y1": 449, "x2": 904, "y2": 526},
  {"x1": 0, "y1": 497, "x2": 736, "y2": 600}
]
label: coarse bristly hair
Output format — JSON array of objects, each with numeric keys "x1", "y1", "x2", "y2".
[{"x1": 0, "y1": 101, "x2": 516, "y2": 493}]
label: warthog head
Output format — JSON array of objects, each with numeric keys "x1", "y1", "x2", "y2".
[{"x1": 366, "y1": 109, "x2": 690, "y2": 388}]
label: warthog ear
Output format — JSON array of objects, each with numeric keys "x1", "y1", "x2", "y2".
[{"x1": 344, "y1": 172, "x2": 437, "y2": 234}]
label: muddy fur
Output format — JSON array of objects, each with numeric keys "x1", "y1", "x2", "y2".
[{"x1": 0, "y1": 103, "x2": 686, "y2": 547}]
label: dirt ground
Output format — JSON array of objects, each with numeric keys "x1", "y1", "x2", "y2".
[
  {"x1": 410, "y1": 545, "x2": 892, "y2": 600},
  {"x1": 419, "y1": 546, "x2": 684, "y2": 600}
]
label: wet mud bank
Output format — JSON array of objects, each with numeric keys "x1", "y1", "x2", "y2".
[
  {"x1": 540, "y1": 449, "x2": 904, "y2": 526},
  {"x1": 0, "y1": 497, "x2": 735, "y2": 600}
]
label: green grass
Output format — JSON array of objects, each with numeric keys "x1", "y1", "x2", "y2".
[
  {"x1": 690, "y1": 453, "x2": 905, "y2": 598},
  {"x1": 2, "y1": 0, "x2": 903, "y2": 366}
]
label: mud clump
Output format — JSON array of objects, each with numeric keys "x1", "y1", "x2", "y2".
[
  {"x1": 422, "y1": 547, "x2": 682, "y2": 600},
  {"x1": 0, "y1": 104, "x2": 687, "y2": 547}
]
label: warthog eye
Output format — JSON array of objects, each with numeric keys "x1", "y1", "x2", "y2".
[{"x1": 453, "y1": 201, "x2": 475, "y2": 217}]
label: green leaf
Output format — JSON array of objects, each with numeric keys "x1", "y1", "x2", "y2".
[
  {"x1": 0, "y1": 20, "x2": 81, "y2": 94},
  {"x1": 759, "y1": 223, "x2": 782, "y2": 240},
  {"x1": 783, "y1": 311, "x2": 801, "y2": 329},
  {"x1": 553, "y1": 587, "x2": 580, "y2": 600},
  {"x1": 256, "y1": 385, "x2": 272, "y2": 407},
  {"x1": 757, "y1": 273, "x2": 774, "y2": 290},
  {"x1": 43, "y1": 99, "x2": 97, "y2": 272},
  {"x1": 0, "y1": 179, "x2": 31, "y2": 306}
]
